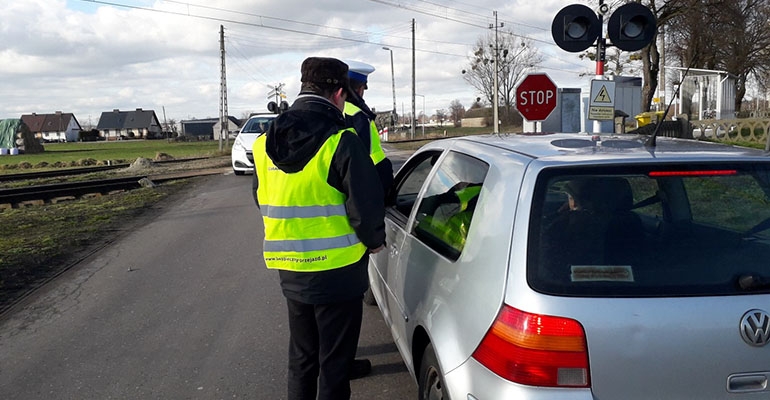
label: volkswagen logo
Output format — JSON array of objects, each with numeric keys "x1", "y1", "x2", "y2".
[{"x1": 740, "y1": 309, "x2": 770, "y2": 347}]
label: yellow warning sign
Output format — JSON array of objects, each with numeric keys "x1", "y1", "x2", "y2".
[{"x1": 593, "y1": 85, "x2": 612, "y2": 103}]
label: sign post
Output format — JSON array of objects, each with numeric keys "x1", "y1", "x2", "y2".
[
  {"x1": 516, "y1": 73, "x2": 558, "y2": 130},
  {"x1": 588, "y1": 79, "x2": 616, "y2": 121}
]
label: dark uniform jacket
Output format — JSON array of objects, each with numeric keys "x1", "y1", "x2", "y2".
[
  {"x1": 345, "y1": 93, "x2": 394, "y2": 195},
  {"x1": 253, "y1": 93, "x2": 386, "y2": 304}
]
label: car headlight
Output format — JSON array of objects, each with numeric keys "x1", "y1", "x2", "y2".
[{"x1": 232, "y1": 140, "x2": 244, "y2": 152}]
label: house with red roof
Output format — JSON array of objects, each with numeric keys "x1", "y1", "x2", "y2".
[{"x1": 20, "y1": 111, "x2": 82, "y2": 143}]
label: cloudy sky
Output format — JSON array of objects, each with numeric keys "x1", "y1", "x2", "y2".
[{"x1": 1, "y1": 0, "x2": 601, "y2": 126}]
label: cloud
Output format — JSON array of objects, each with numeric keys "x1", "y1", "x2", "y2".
[{"x1": 0, "y1": 0, "x2": 596, "y2": 125}]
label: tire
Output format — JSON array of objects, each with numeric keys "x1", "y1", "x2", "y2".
[
  {"x1": 418, "y1": 343, "x2": 447, "y2": 400},
  {"x1": 363, "y1": 287, "x2": 377, "y2": 306}
]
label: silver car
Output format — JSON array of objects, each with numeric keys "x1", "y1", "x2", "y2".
[
  {"x1": 368, "y1": 133, "x2": 770, "y2": 399},
  {"x1": 231, "y1": 113, "x2": 276, "y2": 175}
]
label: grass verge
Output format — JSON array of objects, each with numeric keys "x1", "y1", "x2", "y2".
[{"x1": 0, "y1": 140, "x2": 226, "y2": 172}]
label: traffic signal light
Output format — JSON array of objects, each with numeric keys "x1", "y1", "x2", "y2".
[
  {"x1": 552, "y1": 3, "x2": 657, "y2": 54},
  {"x1": 551, "y1": 4, "x2": 600, "y2": 53},
  {"x1": 607, "y1": 2, "x2": 657, "y2": 52}
]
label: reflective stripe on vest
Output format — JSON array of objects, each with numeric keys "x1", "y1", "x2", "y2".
[
  {"x1": 253, "y1": 132, "x2": 367, "y2": 272},
  {"x1": 344, "y1": 102, "x2": 387, "y2": 165}
]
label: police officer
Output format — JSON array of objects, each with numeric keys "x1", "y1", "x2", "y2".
[
  {"x1": 344, "y1": 60, "x2": 394, "y2": 196},
  {"x1": 252, "y1": 57, "x2": 386, "y2": 400},
  {"x1": 343, "y1": 60, "x2": 394, "y2": 377}
]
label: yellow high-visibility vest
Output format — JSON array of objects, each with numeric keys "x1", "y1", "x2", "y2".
[
  {"x1": 344, "y1": 102, "x2": 387, "y2": 165},
  {"x1": 253, "y1": 131, "x2": 367, "y2": 271}
]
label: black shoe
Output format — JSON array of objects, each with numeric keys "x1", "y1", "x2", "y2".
[{"x1": 350, "y1": 358, "x2": 372, "y2": 380}]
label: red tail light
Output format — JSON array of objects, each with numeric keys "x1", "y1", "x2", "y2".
[{"x1": 472, "y1": 306, "x2": 590, "y2": 387}]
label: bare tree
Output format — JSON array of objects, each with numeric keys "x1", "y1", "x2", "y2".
[
  {"x1": 668, "y1": 0, "x2": 770, "y2": 111},
  {"x1": 449, "y1": 99, "x2": 465, "y2": 127},
  {"x1": 435, "y1": 109, "x2": 447, "y2": 127},
  {"x1": 463, "y1": 30, "x2": 542, "y2": 124},
  {"x1": 579, "y1": 47, "x2": 642, "y2": 77}
]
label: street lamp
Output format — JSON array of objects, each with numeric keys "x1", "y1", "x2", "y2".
[
  {"x1": 382, "y1": 47, "x2": 397, "y2": 128},
  {"x1": 415, "y1": 94, "x2": 425, "y2": 137}
]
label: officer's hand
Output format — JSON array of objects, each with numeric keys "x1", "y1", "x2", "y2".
[{"x1": 370, "y1": 245, "x2": 385, "y2": 254}]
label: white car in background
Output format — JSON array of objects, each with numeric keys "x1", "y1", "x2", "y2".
[{"x1": 231, "y1": 113, "x2": 277, "y2": 175}]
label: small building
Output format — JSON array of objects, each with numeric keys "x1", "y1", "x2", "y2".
[
  {"x1": 96, "y1": 108, "x2": 162, "y2": 140},
  {"x1": 180, "y1": 118, "x2": 218, "y2": 139},
  {"x1": 21, "y1": 111, "x2": 82, "y2": 142},
  {"x1": 181, "y1": 116, "x2": 242, "y2": 140}
]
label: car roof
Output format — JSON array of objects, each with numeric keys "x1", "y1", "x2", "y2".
[{"x1": 433, "y1": 132, "x2": 770, "y2": 163}]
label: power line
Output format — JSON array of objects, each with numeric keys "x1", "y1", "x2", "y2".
[
  {"x1": 413, "y1": 0, "x2": 547, "y2": 32},
  {"x1": 77, "y1": 0, "x2": 469, "y2": 58}
]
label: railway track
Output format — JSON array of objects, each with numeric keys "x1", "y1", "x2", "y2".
[{"x1": 0, "y1": 157, "x2": 210, "y2": 182}]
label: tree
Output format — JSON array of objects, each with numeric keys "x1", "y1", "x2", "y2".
[
  {"x1": 579, "y1": 47, "x2": 642, "y2": 77},
  {"x1": 668, "y1": 0, "x2": 770, "y2": 111},
  {"x1": 449, "y1": 99, "x2": 465, "y2": 127},
  {"x1": 463, "y1": 30, "x2": 542, "y2": 124},
  {"x1": 435, "y1": 109, "x2": 447, "y2": 127}
]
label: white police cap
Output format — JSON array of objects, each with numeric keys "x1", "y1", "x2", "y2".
[{"x1": 345, "y1": 60, "x2": 375, "y2": 84}]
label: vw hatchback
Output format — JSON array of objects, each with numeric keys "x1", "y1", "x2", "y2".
[{"x1": 368, "y1": 133, "x2": 770, "y2": 400}]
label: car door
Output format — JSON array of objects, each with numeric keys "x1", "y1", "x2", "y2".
[
  {"x1": 389, "y1": 149, "x2": 490, "y2": 371},
  {"x1": 370, "y1": 150, "x2": 444, "y2": 362}
]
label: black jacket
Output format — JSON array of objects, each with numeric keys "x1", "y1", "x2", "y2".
[
  {"x1": 253, "y1": 94, "x2": 386, "y2": 304},
  {"x1": 345, "y1": 93, "x2": 394, "y2": 195}
]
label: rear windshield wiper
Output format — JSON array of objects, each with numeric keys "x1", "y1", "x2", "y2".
[{"x1": 737, "y1": 274, "x2": 770, "y2": 291}]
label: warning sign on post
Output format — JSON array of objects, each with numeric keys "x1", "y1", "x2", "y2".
[{"x1": 588, "y1": 80, "x2": 615, "y2": 120}]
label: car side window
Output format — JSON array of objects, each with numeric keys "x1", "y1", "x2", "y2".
[
  {"x1": 392, "y1": 151, "x2": 441, "y2": 217},
  {"x1": 411, "y1": 151, "x2": 489, "y2": 260}
]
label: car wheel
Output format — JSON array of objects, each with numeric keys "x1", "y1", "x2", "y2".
[
  {"x1": 418, "y1": 343, "x2": 447, "y2": 400},
  {"x1": 363, "y1": 287, "x2": 377, "y2": 306},
  {"x1": 233, "y1": 169, "x2": 245, "y2": 175}
]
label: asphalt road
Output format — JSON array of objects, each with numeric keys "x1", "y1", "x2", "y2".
[{"x1": 0, "y1": 154, "x2": 417, "y2": 399}]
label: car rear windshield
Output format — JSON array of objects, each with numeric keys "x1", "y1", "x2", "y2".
[{"x1": 527, "y1": 162, "x2": 770, "y2": 297}]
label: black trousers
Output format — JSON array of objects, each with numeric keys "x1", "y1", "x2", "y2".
[{"x1": 285, "y1": 296, "x2": 363, "y2": 400}]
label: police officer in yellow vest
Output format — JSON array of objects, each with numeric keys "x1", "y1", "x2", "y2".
[
  {"x1": 252, "y1": 57, "x2": 385, "y2": 400},
  {"x1": 343, "y1": 60, "x2": 394, "y2": 195}
]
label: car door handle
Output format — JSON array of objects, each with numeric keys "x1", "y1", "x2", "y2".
[{"x1": 727, "y1": 373, "x2": 769, "y2": 393}]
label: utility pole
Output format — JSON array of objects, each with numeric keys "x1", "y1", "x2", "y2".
[
  {"x1": 219, "y1": 24, "x2": 230, "y2": 151},
  {"x1": 491, "y1": 11, "x2": 502, "y2": 134},
  {"x1": 411, "y1": 18, "x2": 416, "y2": 140},
  {"x1": 162, "y1": 106, "x2": 169, "y2": 141}
]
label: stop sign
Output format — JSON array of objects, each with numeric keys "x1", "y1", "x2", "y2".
[{"x1": 516, "y1": 73, "x2": 558, "y2": 121}]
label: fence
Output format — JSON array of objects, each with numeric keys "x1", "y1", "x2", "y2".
[{"x1": 691, "y1": 118, "x2": 770, "y2": 149}]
